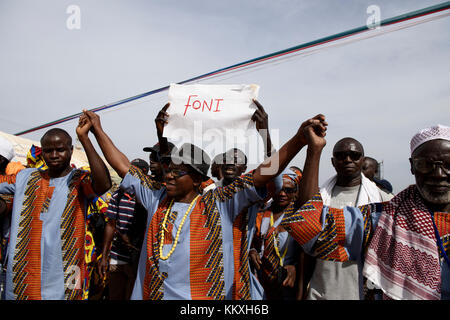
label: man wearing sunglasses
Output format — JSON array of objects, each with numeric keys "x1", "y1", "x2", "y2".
[
  {"x1": 282, "y1": 124, "x2": 450, "y2": 300},
  {"x1": 80, "y1": 105, "x2": 327, "y2": 300},
  {"x1": 304, "y1": 137, "x2": 392, "y2": 300},
  {"x1": 325, "y1": 138, "x2": 392, "y2": 209}
]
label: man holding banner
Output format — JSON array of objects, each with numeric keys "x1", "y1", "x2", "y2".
[
  {"x1": 164, "y1": 84, "x2": 270, "y2": 163},
  {"x1": 80, "y1": 83, "x2": 327, "y2": 300}
]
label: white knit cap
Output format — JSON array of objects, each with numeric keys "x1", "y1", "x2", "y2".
[
  {"x1": 0, "y1": 135, "x2": 15, "y2": 161},
  {"x1": 410, "y1": 124, "x2": 450, "y2": 154}
]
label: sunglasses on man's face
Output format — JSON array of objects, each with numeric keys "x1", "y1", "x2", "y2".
[
  {"x1": 164, "y1": 167, "x2": 189, "y2": 179},
  {"x1": 333, "y1": 151, "x2": 363, "y2": 161},
  {"x1": 411, "y1": 158, "x2": 450, "y2": 175},
  {"x1": 280, "y1": 187, "x2": 297, "y2": 194}
]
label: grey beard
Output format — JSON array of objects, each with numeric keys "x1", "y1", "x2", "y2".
[{"x1": 417, "y1": 185, "x2": 450, "y2": 205}]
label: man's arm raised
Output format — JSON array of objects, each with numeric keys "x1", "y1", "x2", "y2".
[
  {"x1": 251, "y1": 99, "x2": 274, "y2": 158},
  {"x1": 295, "y1": 120, "x2": 327, "y2": 207},
  {"x1": 252, "y1": 114, "x2": 327, "y2": 189},
  {"x1": 76, "y1": 114, "x2": 112, "y2": 195},
  {"x1": 155, "y1": 103, "x2": 170, "y2": 157},
  {"x1": 82, "y1": 110, "x2": 131, "y2": 178}
]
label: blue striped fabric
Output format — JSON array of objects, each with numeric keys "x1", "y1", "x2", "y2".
[{"x1": 106, "y1": 190, "x2": 137, "y2": 263}]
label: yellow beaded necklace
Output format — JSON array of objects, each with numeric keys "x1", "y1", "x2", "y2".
[
  {"x1": 159, "y1": 195, "x2": 200, "y2": 260},
  {"x1": 270, "y1": 213, "x2": 288, "y2": 267}
]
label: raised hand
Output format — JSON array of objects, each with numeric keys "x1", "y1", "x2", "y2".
[
  {"x1": 155, "y1": 103, "x2": 170, "y2": 137},
  {"x1": 82, "y1": 109, "x2": 103, "y2": 135},
  {"x1": 75, "y1": 109, "x2": 112, "y2": 195},
  {"x1": 297, "y1": 114, "x2": 327, "y2": 149},
  {"x1": 304, "y1": 123, "x2": 327, "y2": 152},
  {"x1": 251, "y1": 99, "x2": 269, "y2": 131},
  {"x1": 251, "y1": 99, "x2": 274, "y2": 157},
  {"x1": 292, "y1": 114, "x2": 327, "y2": 208},
  {"x1": 76, "y1": 112, "x2": 92, "y2": 140}
]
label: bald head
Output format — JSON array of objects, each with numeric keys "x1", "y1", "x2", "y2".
[{"x1": 332, "y1": 137, "x2": 364, "y2": 155}]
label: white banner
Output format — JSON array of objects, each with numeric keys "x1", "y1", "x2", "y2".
[{"x1": 163, "y1": 83, "x2": 260, "y2": 158}]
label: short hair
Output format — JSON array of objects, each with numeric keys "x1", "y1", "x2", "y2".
[
  {"x1": 364, "y1": 157, "x2": 378, "y2": 166},
  {"x1": 223, "y1": 148, "x2": 247, "y2": 165},
  {"x1": 131, "y1": 158, "x2": 149, "y2": 174},
  {"x1": 40, "y1": 128, "x2": 73, "y2": 146},
  {"x1": 212, "y1": 153, "x2": 224, "y2": 165}
]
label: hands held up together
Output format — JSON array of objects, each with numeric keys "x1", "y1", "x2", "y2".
[
  {"x1": 297, "y1": 114, "x2": 328, "y2": 152},
  {"x1": 77, "y1": 109, "x2": 103, "y2": 137}
]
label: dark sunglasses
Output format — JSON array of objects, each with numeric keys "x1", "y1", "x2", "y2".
[
  {"x1": 333, "y1": 151, "x2": 362, "y2": 161},
  {"x1": 280, "y1": 187, "x2": 297, "y2": 194},
  {"x1": 411, "y1": 158, "x2": 450, "y2": 175},
  {"x1": 164, "y1": 167, "x2": 190, "y2": 179}
]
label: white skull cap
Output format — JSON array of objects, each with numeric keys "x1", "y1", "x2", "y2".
[
  {"x1": 0, "y1": 135, "x2": 15, "y2": 161},
  {"x1": 410, "y1": 124, "x2": 450, "y2": 155}
]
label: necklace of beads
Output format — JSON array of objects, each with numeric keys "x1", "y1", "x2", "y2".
[
  {"x1": 159, "y1": 195, "x2": 200, "y2": 260},
  {"x1": 270, "y1": 213, "x2": 288, "y2": 267}
]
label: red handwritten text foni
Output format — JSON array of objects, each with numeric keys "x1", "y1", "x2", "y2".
[{"x1": 183, "y1": 95, "x2": 223, "y2": 116}]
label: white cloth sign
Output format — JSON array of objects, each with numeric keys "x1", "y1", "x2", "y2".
[{"x1": 163, "y1": 83, "x2": 260, "y2": 157}]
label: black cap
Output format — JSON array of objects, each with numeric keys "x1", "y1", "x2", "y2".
[
  {"x1": 143, "y1": 142, "x2": 175, "y2": 154},
  {"x1": 130, "y1": 158, "x2": 149, "y2": 174},
  {"x1": 170, "y1": 143, "x2": 211, "y2": 180},
  {"x1": 142, "y1": 142, "x2": 175, "y2": 157}
]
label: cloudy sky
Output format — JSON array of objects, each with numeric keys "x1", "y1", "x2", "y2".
[{"x1": 1, "y1": 0, "x2": 449, "y2": 192}]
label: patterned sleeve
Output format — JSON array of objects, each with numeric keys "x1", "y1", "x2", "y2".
[
  {"x1": 281, "y1": 192, "x2": 377, "y2": 262},
  {"x1": 213, "y1": 172, "x2": 267, "y2": 222},
  {"x1": 0, "y1": 174, "x2": 17, "y2": 195},
  {"x1": 120, "y1": 165, "x2": 163, "y2": 209}
]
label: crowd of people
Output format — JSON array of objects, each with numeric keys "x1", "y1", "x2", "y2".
[{"x1": 0, "y1": 100, "x2": 448, "y2": 300}]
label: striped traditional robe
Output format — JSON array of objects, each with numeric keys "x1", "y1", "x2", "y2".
[
  {"x1": 0, "y1": 168, "x2": 96, "y2": 300},
  {"x1": 122, "y1": 166, "x2": 267, "y2": 300}
]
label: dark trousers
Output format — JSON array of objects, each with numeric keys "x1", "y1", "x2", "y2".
[{"x1": 108, "y1": 263, "x2": 136, "y2": 300}]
